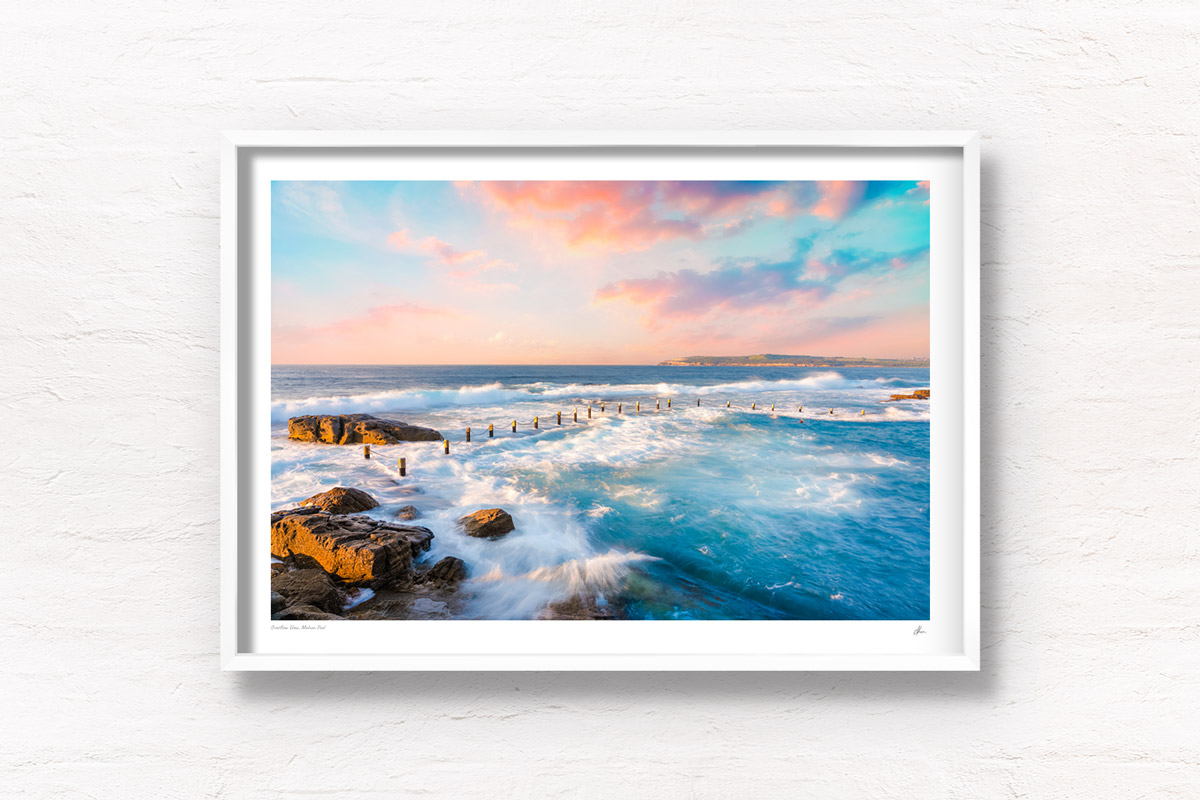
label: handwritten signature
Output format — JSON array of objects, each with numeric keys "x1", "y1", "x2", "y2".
[{"x1": 913, "y1": 625, "x2": 927, "y2": 636}]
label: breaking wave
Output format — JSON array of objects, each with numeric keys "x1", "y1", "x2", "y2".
[{"x1": 271, "y1": 372, "x2": 920, "y2": 422}]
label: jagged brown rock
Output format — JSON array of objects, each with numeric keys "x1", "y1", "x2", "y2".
[
  {"x1": 272, "y1": 604, "x2": 345, "y2": 621},
  {"x1": 288, "y1": 413, "x2": 442, "y2": 445},
  {"x1": 418, "y1": 556, "x2": 468, "y2": 587},
  {"x1": 271, "y1": 509, "x2": 434, "y2": 587},
  {"x1": 884, "y1": 389, "x2": 931, "y2": 402},
  {"x1": 301, "y1": 486, "x2": 378, "y2": 515},
  {"x1": 458, "y1": 508, "x2": 515, "y2": 539},
  {"x1": 270, "y1": 569, "x2": 345, "y2": 614},
  {"x1": 537, "y1": 594, "x2": 619, "y2": 620},
  {"x1": 395, "y1": 504, "x2": 420, "y2": 520}
]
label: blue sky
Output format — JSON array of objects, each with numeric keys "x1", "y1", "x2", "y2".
[{"x1": 271, "y1": 180, "x2": 930, "y2": 364}]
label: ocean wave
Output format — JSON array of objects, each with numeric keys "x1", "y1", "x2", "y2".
[
  {"x1": 474, "y1": 550, "x2": 659, "y2": 595},
  {"x1": 271, "y1": 372, "x2": 923, "y2": 422}
]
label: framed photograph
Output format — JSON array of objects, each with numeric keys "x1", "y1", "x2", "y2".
[{"x1": 221, "y1": 131, "x2": 979, "y2": 670}]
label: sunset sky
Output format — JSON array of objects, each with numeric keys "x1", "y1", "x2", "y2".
[{"x1": 271, "y1": 180, "x2": 930, "y2": 364}]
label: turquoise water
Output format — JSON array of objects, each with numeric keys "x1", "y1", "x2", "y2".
[{"x1": 271, "y1": 365, "x2": 930, "y2": 620}]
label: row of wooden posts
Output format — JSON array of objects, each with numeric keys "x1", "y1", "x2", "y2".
[{"x1": 360, "y1": 397, "x2": 869, "y2": 468}]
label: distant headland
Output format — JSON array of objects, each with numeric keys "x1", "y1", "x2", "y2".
[{"x1": 658, "y1": 354, "x2": 930, "y2": 368}]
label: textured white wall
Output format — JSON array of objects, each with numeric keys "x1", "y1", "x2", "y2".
[{"x1": 3, "y1": 1, "x2": 1198, "y2": 797}]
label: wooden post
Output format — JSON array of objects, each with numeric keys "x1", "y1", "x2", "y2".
[
  {"x1": 466, "y1": 427, "x2": 471, "y2": 442},
  {"x1": 489, "y1": 423, "x2": 494, "y2": 437},
  {"x1": 534, "y1": 416, "x2": 539, "y2": 429},
  {"x1": 557, "y1": 411, "x2": 562, "y2": 425},
  {"x1": 771, "y1": 404, "x2": 775, "y2": 411},
  {"x1": 618, "y1": 403, "x2": 622, "y2": 414},
  {"x1": 697, "y1": 398, "x2": 700, "y2": 406},
  {"x1": 574, "y1": 409, "x2": 578, "y2": 422},
  {"x1": 752, "y1": 402, "x2": 756, "y2": 410},
  {"x1": 588, "y1": 405, "x2": 592, "y2": 418},
  {"x1": 363, "y1": 444, "x2": 371, "y2": 459},
  {"x1": 512, "y1": 419, "x2": 516, "y2": 432},
  {"x1": 636, "y1": 401, "x2": 640, "y2": 412},
  {"x1": 601, "y1": 403, "x2": 605, "y2": 412},
  {"x1": 656, "y1": 399, "x2": 660, "y2": 410},
  {"x1": 667, "y1": 398, "x2": 671, "y2": 408},
  {"x1": 726, "y1": 401, "x2": 730, "y2": 408},
  {"x1": 398, "y1": 457, "x2": 406, "y2": 476},
  {"x1": 798, "y1": 406, "x2": 802, "y2": 413},
  {"x1": 829, "y1": 408, "x2": 834, "y2": 414},
  {"x1": 444, "y1": 439, "x2": 450, "y2": 454}
]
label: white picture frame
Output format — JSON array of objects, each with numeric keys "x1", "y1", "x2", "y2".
[{"x1": 221, "y1": 131, "x2": 980, "y2": 671}]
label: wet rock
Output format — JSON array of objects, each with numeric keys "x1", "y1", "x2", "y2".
[
  {"x1": 417, "y1": 556, "x2": 468, "y2": 587},
  {"x1": 537, "y1": 594, "x2": 619, "y2": 620},
  {"x1": 395, "y1": 504, "x2": 420, "y2": 521},
  {"x1": 270, "y1": 591, "x2": 287, "y2": 613},
  {"x1": 458, "y1": 508, "x2": 515, "y2": 539},
  {"x1": 272, "y1": 604, "x2": 345, "y2": 621},
  {"x1": 288, "y1": 413, "x2": 442, "y2": 445},
  {"x1": 301, "y1": 486, "x2": 378, "y2": 515},
  {"x1": 271, "y1": 510, "x2": 434, "y2": 587},
  {"x1": 884, "y1": 389, "x2": 930, "y2": 402},
  {"x1": 270, "y1": 569, "x2": 345, "y2": 614},
  {"x1": 271, "y1": 506, "x2": 322, "y2": 525}
]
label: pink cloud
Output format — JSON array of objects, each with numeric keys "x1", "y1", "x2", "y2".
[
  {"x1": 311, "y1": 303, "x2": 454, "y2": 338},
  {"x1": 388, "y1": 228, "x2": 486, "y2": 265},
  {"x1": 462, "y1": 181, "x2": 703, "y2": 253},
  {"x1": 810, "y1": 181, "x2": 867, "y2": 219},
  {"x1": 461, "y1": 180, "x2": 877, "y2": 254},
  {"x1": 906, "y1": 180, "x2": 931, "y2": 205},
  {"x1": 594, "y1": 264, "x2": 829, "y2": 327},
  {"x1": 595, "y1": 243, "x2": 927, "y2": 330}
]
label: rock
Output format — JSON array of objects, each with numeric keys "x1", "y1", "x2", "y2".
[
  {"x1": 270, "y1": 591, "x2": 287, "y2": 613},
  {"x1": 418, "y1": 556, "x2": 468, "y2": 586},
  {"x1": 301, "y1": 486, "x2": 378, "y2": 515},
  {"x1": 395, "y1": 504, "x2": 420, "y2": 521},
  {"x1": 271, "y1": 510, "x2": 434, "y2": 587},
  {"x1": 270, "y1": 569, "x2": 345, "y2": 614},
  {"x1": 458, "y1": 508, "x2": 515, "y2": 539},
  {"x1": 537, "y1": 594, "x2": 619, "y2": 620},
  {"x1": 271, "y1": 505, "x2": 322, "y2": 525},
  {"x1": 272, "y1": 604, "x2": 345, "y2": 621},
  {"x1": 884, "y1": 389, "x2": 930, "y2": 402},
  {"x1": 411, "y1": 597, "x2": 448, "y2": 615},
  {"x1": 270, "y1": 561, "x2": 288, "y2": 576},
  {"x1": 288, "y1": 413, "x2": 442, "y2": 445},
  {"x1": 342, "y1": 585, "x2": 463, "y2": 620}
]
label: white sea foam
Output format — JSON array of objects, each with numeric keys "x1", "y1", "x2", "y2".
[
  {"x1": 344, "y1": 587, "x2": 375, "y2": 609},
  {"x1": 270, "y1": 369, "x2": 929, "y2": 619},
  {"x1": 271, "y1": 373, "x2": 927, "y2": 422}
]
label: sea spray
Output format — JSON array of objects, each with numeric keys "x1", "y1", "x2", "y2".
[{"x1": 271, "y1": 364, "x2": 931, "y2": 620}]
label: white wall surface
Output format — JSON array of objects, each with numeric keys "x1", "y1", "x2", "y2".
[{"x1": 3, "y1": 2, "x2": 1197, "y2": 797}]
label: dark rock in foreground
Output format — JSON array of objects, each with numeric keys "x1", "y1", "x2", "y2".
[
  {"x1": 273, "y1": 604, "x2": 345, "y2": 621},
  {"x1": 288, "y1": 413, "x2": 442, "y2": 445},
  {"x1": 537, "y1": 594, "x2": 619, "y2": 620},
  {"x1": 458, "y1": 508, "x2": 515, "y2": 539},
  {"x1": 884, "y1": 389, "x2": 931, "y2": 402},
  {"x1": 301, "y1": 486, "x2": 378, "y2": 515},
  {"x1": 417, "y1": 556, "x2": 468, "y2": 587},
  {"x1": 271, "y1": 569, "x2": 345, "y2": 614},
  {"x1": 394, "y1": 504, "x2": 420, "y2": 520},
  {"x1": 271, "y1": 507, "x2": 434, "y2": 587}
]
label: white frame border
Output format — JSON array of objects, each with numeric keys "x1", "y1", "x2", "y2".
[{"x1": 221, "y1": 131, "x2": 980, "y2": 671}]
